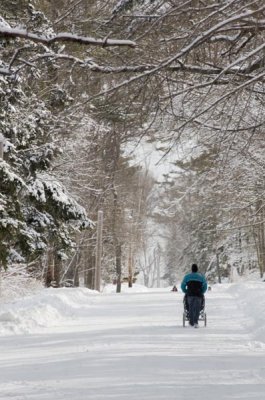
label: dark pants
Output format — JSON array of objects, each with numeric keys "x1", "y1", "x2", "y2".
[{"x1": 187, "y1": 296, "x2": 202, "y2": 325}]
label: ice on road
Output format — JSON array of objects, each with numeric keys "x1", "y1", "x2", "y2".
[{"x1": 0, "y1": 283, "x2": 265, "y2": 399}]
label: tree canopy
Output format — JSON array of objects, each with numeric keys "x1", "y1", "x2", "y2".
[{"x1": 0, "y1": 0, "x2": 264, "y2": 285}]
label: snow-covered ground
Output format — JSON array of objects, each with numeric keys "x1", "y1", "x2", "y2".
[{"x1": 0, "y1": 282, "x2": 265, "y2": 399}]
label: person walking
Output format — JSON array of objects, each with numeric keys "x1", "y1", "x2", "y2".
[{"x1": 181, "y1": 263, "x2": 207, "y2": 328}]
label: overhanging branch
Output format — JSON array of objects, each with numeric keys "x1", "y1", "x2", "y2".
[{"x1": 0, "y1": 27, "x2": 136, "y2": 48}]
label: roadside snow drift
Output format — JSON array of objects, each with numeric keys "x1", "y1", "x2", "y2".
[{"x1": 0, "y1": 287, "x2": 98, "y2": 334}]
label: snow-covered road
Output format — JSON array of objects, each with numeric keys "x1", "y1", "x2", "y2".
[{"x1": 0, "y1": 283, "x2": 265, "y2": 399}]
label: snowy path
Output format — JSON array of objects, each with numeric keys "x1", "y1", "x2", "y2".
[{"x1": 0, "y1": 285, "x2": 265, "y2": 399}]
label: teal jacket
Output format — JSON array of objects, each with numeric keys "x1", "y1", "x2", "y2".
[{"x1": 181, "y1": 272, "x2": 207, "y2": 295}]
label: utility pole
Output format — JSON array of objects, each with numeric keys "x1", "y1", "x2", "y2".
[{"x1": 95, "y1": 210, "x2": 103, "y2": 292}]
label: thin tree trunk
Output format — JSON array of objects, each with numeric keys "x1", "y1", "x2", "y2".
[
  {"x1": 254, "y1": 201, "x2": 265, "y2": 278},
  {"x1": 116, "y1": 243, "x2": 122, "y2": 293},
  {"x1": 54, "y1": 252, "x2": 62, "y2": 287},
  {"x1": 257, "y1": 222, "x2": 265, "y2": 278},
  {"x1": 128, "y1": 242, "x2": 133, "y2": 288},
  {"x1": 45, "y1": 246, "x2": 54, "y2": 287}
]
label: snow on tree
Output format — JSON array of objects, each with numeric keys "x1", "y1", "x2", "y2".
[
  {"x1": 0, "y1": 6, "x2": 93, "y2": 269},
  {"x1": 1, "y1": 0, "x2": 264, "y2": 287}
]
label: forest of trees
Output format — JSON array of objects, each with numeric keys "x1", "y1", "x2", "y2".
[{"x1": 0, "y1": 0, "x2": 264, "y2": 292}]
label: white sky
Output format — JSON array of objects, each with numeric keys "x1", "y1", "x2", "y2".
[
  {"x1": 125, "y1": 140, "x2": 180, "y2": 181},
  {"x1": 0, "y1": 280, "x2": 265, "y2": 399}
]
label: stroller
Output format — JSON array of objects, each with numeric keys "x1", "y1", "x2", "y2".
[{"x1": 182, "y1": 294, "x2": 207, "y2": 327}]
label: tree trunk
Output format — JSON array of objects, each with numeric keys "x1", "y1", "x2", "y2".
[
  {"x1": 54, "y1": 252, "x2": 62, "y2": 287},
  {"x1": 254, "y1": 201, "x2": 265, "y2": 278},
  {"x1": 128, "y1": 243, "x2": 133, "y2": 288},
  {"x1": 257, "y1": 222, "x2": 265, "y2": 278},
  {"x1": 45, "y1": 247, "x2": 54, "y2": 287},
  {"x1": 116, "y1": 243, "x2": 122, "y2": 293}
]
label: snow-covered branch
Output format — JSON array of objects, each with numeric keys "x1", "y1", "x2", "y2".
[
  {"x1": 0, "y1": 27, "x2": 136, "y2": 48},
  {"x1": 0, "y1": 67, "x2": 10, "y2": 76}
]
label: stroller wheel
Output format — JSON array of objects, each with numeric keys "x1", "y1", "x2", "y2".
[
  {"x1": 183, "y1": 312, "x2": 186, "y2": 327},
  {"x1": 204, "y1": 313, "x2": 207, "y2": 327}
]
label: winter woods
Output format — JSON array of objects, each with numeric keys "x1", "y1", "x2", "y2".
[{"x1": 0, "y1": 0, "x2": 264, "y2": 291}]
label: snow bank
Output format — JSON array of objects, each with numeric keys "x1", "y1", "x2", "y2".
[
  {"x1": 0, "y1": 288, "x2": 98, "y2": 335},
  {"x1": 0, "y1": 284, "x2": 169, "y2": 335},
  {"x1": 228, "y1": 282, "x2": 265, "y2": 341}
]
